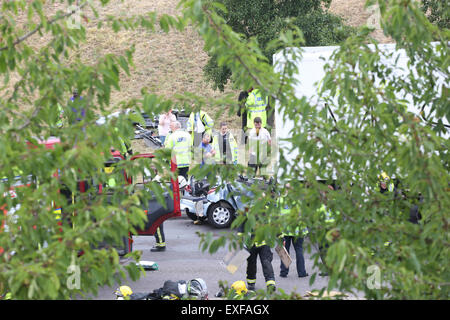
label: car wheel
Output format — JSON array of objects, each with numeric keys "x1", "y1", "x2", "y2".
[{"x1": 207, "y1": 203, "x2": 234, "y2": 229}]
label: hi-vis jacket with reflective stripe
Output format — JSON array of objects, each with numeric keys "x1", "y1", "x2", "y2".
[
  {"x1": 317, "y1": 204, "x2": 339, "y2": 224},
  {"x1": 187, "y1": 111, "x2": 214, "y2": 144},
  {"x1": 211, "y1": 132, "x2": 238, "y2": 164},
  {"x1": 278, "y1": 197, "x2": 308, "y2": 237},
  {"x1": 245, "y1": 89, "x2": 268, "y2": 129},
  {"x1": 164, "y1": 130, "x2": 192, "y2": 168}
]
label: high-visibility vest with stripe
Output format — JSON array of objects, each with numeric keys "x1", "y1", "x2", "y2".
[
  {"x1": 246, "y1": 89, "x2": 268, "y2": 129},
  {"x1": 212, "y1": 132, "x2": 238, "y2": 164},
  {"x1": 376, "y1": 181, "x2": 395, "y2": 192},
  {"x1": 164, "y1": 130, "x2": 192, "y2": 168},
  {"x1": 187, "y1": 111, "x2": 214, "y2": 144},
  {"x1": 318, "y1": 204, "x2": 338, "y2": 224},
  {"x1": 56, "y1": 104, "x2": 64, "y2": 128},
  {"x1": 279, "y1": 198, "x2": 308, "y2": 237}
]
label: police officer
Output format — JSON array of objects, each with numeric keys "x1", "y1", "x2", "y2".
[
  {"x1": 237, "y1": 91, "x2": 249, "y2": 144},
  {"x1": 245, "y1": 88, "x2": 268, "y2": 130},
  {"x1": 164, "y1": 121, "x2": 192, "y2": 180}
]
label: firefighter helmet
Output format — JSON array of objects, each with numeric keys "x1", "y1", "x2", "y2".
[
  {"x1": 187, "y1": 278, "x2": 208, "y2": 300},
  {"x1": 115, "y1": 286, "x2": 133, "y2": 298},
  {"x1": 231, "y1": 280, "x2": 248, "y2": 295}
]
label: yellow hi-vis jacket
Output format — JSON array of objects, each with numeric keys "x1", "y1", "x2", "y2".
[
  {"x1": 318, "y1": 204, "x2": 339, "y2": 224},
  {"x1": 187, "y1": 111, "x2": 214, "y2": 144},
  {"x1": 245, "y1": 89, "x2": 268, "y2": 129},
  {"x1": 164, "y1": 130, "x2": 192, "y2": 168},
  {"x1": 211, "y1": 132, "x2": 238, "y2": 164},
  {"x1": 279, "y1": 198, "x2": 308, "y2": 237}
]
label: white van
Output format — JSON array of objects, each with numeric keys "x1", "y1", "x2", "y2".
[{"x1": 272, "y1": 43, "x2": 449, "y2": 180}]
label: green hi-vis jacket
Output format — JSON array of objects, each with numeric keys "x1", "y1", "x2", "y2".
[
  {"x1": 164, "y1": 130, "x2": 192, "y2": 168},
  {"x1": 211, "y1": 132, "x2": 238, "y2": 164},
  {"x1": 317, "y1": 204, "x2": 339, "y2": 224},
  {"x1": 278, "y1": 197, "x2": 308, "y2": 238},
  {"x1": 187, "y1": 111, "x2": 214, "y2": 144},
  {"x1": 245, "y1": 89, "x2": 268, "y2": 129}
]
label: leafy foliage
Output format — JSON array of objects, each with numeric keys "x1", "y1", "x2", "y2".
[
  {"x1": 421, "y1": 0, "x2": 450, "y2": 30},
  {"x1": 0, "y1": 0, "x2": 448, "y2": 300},
  {"x1": 0, "y1": 0, "x2": 185, "y2": 299},
  {"x1": 202, "y1": 0, "x2": 356, "y2": 91},
  {"x1": 182, "y1": 0, "x2": 449, "y2": 299}
]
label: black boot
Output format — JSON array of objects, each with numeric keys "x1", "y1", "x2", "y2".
[{"x1": 150, "y1": 246, "x2": 166, "y2": 252}]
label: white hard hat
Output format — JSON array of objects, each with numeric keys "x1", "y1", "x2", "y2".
[{"x1": 178, "y1": 176, "x2": 188, "y2": 189}]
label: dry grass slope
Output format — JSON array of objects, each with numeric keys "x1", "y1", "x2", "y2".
[{"x1": 4, "y1": 0, "x2": 390, "y2": 131}]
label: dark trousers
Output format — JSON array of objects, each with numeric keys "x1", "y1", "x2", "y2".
[
  {"x1": 280, "y1": 236, "x2": 307, "y2": 277},
  {"x1": 246, "y1": 245, "x2": 275, "y2": 286},
  {"x1": 154, "y1": 223, "x2": 165, "y2": 247},
  {"x1": 178, "y1": 167, "x2": 189, "y2": 180},
  {"x1": 319, "y1": 241, "x2": 329, "y2": 270},
  {"x1": 248, "y1": 163, "x2": 267, "y2": 176}
]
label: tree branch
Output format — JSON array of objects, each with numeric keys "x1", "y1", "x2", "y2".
[{"x1": 0, "y1": 1, "x2": 89, "y2": 52}]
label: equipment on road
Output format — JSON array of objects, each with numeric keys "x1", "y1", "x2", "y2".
[
  {"x1": 221, "y1": 247, "x2": 251, "y2": 274},
  {"x1": 187, "y1": 278, "x2": 208, "y2": 300},
  {"x1": 275, "y1": 244, "x2": 292, "y2": 269},
  {"x1": 135, "y1": 260, "x2": 159, "y2": 271},
  {"x1": 114, "y1": 278, "x2": 208, "y2": 300}
]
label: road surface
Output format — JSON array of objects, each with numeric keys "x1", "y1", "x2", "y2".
[{"x1": 88, "y1": 214, "x2": 360, "y2": 300}]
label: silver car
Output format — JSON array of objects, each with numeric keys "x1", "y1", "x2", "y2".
[{"x1": 181, "y1": 176, "x2": 270, "y2": 229}]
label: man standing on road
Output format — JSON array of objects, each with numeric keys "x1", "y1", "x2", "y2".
[
  {"x1": 164, "y1": 121, "x2": 192, "y2": 180},
  {"x1": 237, "y1": 200, "x2": 276, "y2": 293},
  {"x1": 237, "y1": 91, "x2": 249, "y2": 144},
  {"x1": 152, "y1": 121, "x2": 191, "y2": 253},
  {"x1": 212, "y1": 122, "x2": 238, "y2": 165},
  {"x1": 278, "y1": 192, "x2": 309, "y2": 279},
  {"x1": 247, "y1": 117, "x2": 271, "y2": 176}
]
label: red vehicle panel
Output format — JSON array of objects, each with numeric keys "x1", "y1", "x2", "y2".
[{"x1": 1, "y1": 138, "x2": 181, "y2": 255}]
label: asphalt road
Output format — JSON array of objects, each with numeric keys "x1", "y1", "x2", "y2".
[{"x1": 89, "y1": 213, "x2": 358, "y2": 300}]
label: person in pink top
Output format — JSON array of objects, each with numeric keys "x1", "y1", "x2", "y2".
[{"x1": 158, "y1": 109, "x2": 177, "y2": 145}]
